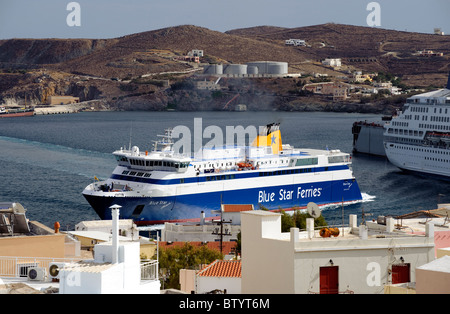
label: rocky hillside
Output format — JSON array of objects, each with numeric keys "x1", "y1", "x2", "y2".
[
  {"x1": 0, "y1": 24, "x2": 449, "y2": 112},
  {"x1": 227, "y1": 23, "x2": 450, "y2": 86}
]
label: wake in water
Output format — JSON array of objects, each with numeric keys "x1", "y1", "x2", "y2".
[
  {"x1": 274, "y1": 192, "x2": 376, "y2": 217},
  {"x1": 319, "y1": 192, "x2": 376, "y2": 212},
  {"x1": 0, "y1": 136, "x2": 116, "y2": 180}
]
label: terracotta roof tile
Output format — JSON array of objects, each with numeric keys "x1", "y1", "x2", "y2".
[
  {"x1": 221, "y1": 204, "x2": 254, "y2": 212},
  {"x1": 197, "y1": 259, "x2": 241, "y2": 278}
]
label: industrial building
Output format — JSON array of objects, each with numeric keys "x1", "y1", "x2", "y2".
[
  {"x1": 202, "y1": 61, "x2": 288, "y2": 77},
  {"x1": 46, "y1": 96, "x2": 80, "y2": 106}
]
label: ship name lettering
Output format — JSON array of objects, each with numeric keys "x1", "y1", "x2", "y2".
[
  {"x1": 297, "y1": 187, "x2": 322, "y2": 199},
  {"x1": 258, "y1": 190, "x2": 275, "y2": 203},
  {"x1": 279, "y1": 189, "x2": 294, "y2": 201}
]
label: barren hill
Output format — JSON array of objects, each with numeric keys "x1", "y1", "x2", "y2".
[
  {"x1": 226, "y1": 23, "x2": 450, "y2": 85},
  {"x1": 1, "y1": 23, "x2": 449, "y2": 81},
  {"x1": 55, "y1": 25, "x2": 310, "y2": 78},
  {"x1": 0, "y1": 23, "x2": 449, "y2": 112}
]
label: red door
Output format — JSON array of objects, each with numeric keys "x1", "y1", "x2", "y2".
[
  {"x1": 392, "y1": 264, "x2": 410, "y2": 284},
  {"x1": 320, "y1": 266, "x2": 339, "y2": 294}
]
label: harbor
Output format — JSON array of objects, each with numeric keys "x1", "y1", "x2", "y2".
[
  {"x1": 353, "y1": 73, "x2": 450, "y2": 181},
  {"x1": 1, "y1": 0, "x2": 450, "y2": 296},
  {"x1": 1, "y1": 109, "x2": 450, "y2": 294}
]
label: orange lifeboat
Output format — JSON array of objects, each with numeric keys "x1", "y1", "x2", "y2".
[{"x1": 237, "y1": 162, "x2": 254, "y2": 169}]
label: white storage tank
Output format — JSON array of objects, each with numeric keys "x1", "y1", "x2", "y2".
[
  {"x1": 247, "y1": 66, "x2": 259, "y2": 75},
  {"x1": 246, "y1": 61, "x2": 288, "y2": 75},
  {"x1": 267, "y1": 62, "x2": 288, "y2": 75},
  {"x1": 223, "y1": 64, "x2": 248, "y2": 75},
  {"x1": 203, "y1": 64, "x2": 223, "y2": 75},
  {"x1": 246, "y1": 62, "x2": 268, "y2": 74}
]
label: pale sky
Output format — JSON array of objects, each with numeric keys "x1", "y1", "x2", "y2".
[{"x1": 0, "y1": 0, "x2": 449, "y2": 39}]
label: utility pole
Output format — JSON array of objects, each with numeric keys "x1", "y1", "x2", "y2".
[{"x1": 212, "y1": 215, "x2": 232, "y2": 255}]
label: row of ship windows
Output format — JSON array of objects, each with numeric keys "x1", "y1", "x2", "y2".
[
  {"x1": 259, "y1": 168, "x2": 314, "y2": 176},
  {"x1": 199, "y1": 168, "x2": 317, "y2": 182},
  {"x1": 430, "y1": 116, "x2": 450, "y2": 122},
  {"x1": 204, "y1": 174, "x2": 236, "y2": 182},
  {"x1": 393, "y1": 145, "x2": 450, "y2": 155},
  {"x1": 407, "y1": 99, "x2": 450, "y2": 105},
  {"x1": 392, "y1": 121, "x2": 408, "y2": 127},
  {"x1": 118, "y1": 156, "x2": 190, "y2": 169},
  {"x1": 419, "y1": 123, "x2": 450, "y2": 131},
  {"x1": 410, "y1": 106, "x2": 450, "y2": 113},
  {"x1": 424, "y1": 156, "x2": 450, "y2": 163},
  {"x1": 394, "y1": 115, "x2": 450, "y2": 124},
  {"x1": 387, "y1": 129, "x2": 423, "y2": 136},
  {"x1": 122, "y1": 170, "x2": 151, "y2": 177},
  {"x1": 195, "y1": 158, "x2": 301, "y2": 169},
  {"x1": 120, "y1": 167, "x2": 321, "y2": 183},
  {"x1": 410, "y1": 106, "x2": 429, "y2": 112}
]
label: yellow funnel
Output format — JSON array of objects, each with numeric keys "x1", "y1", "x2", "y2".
[{"x1": 251, "y1": 124, "x2": 282, "y2": 154}]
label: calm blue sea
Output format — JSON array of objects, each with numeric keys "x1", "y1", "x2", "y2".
[{"x1": 1, "y1": 111, "x2": 449, "y2": 229}]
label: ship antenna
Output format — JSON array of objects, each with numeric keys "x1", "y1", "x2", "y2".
[{"x1": 128, "y1": 122, "x2": 133, "y2": 151}]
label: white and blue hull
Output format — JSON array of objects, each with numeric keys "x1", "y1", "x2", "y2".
[
  {"x1": 83, "y1": 124, "x2": 362, "y2": 224},
  {"x1": 83, "y1": 164, "x2": 362, "y2": 224}
]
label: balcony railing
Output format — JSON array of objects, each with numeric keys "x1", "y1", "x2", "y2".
[
  {"x1": 0, "y1": 256, "x2": 81, "y2": 278},
  {"x1": 0, "y1": 256, "x2": 159, "y2": 282},
  {"x1": 140, "y1": 260, "x2": 158, "y2": 281}
]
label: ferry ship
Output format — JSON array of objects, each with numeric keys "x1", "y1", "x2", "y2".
[
  {"x1": 0, "y1": 106, "x2": 34, "y2": 118},
  {"x1": 384, "y1": 74, "x2": 450, "y2": 179},
  {"x1": 82, "y1": 123, "x2": 362, "y2": 224}
]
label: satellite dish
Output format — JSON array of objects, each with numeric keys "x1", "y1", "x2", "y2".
[{"x1": 307, "y1": 202, "x2": 321, "y2": 218}]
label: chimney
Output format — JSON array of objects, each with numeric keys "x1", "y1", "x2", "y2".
[
  {"x1": 359, "y1": 224, "x2": 368, "y2": 240},
  {"x1": 110, "y1": 204, "x2": 121, "y2": 264},
  {"x1": 200, "y1": 211, "x2": 205, "y2": 225}
]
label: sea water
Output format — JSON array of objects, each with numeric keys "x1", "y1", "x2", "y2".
[{"x1": 1, "y1": 111, "x2": 449, "y2": 229}]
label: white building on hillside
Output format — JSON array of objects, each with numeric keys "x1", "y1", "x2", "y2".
[
  {"x1": 285, "y1": 39, "x2": 306, "y2": 46},
  {"x1": 322, "y1": 58, "x2": 342, "y2": 67},
  {"x1": 241, "y1": 210, "x2": 435, "y2": 294}
]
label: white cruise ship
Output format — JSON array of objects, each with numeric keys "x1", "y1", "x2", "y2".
[{"x1": 384, "y1": 75, "x2": 450, "y2": 178}]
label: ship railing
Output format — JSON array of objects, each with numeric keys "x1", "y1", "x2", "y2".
[
  {"x1": 140, "y1": 259, "x2": 158, "y2": 281},
  {"x1": 386, "y1": 137, "x2": 450, "y2": 150}
]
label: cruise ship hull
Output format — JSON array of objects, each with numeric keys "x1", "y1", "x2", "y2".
[
  {"x1": 384, "y1": 142, "x2": 450, "y2": 180},
  {"x1": 383, "y1": 77, "x2": 450, "y2": 180},
  {"x1": 83, "y1": 177, "x2": 362, "y2": 224}
]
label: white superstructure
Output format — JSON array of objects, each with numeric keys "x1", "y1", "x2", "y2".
[{"x1": 384, "y1": 76, "x2": 450, "y2": 178}]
